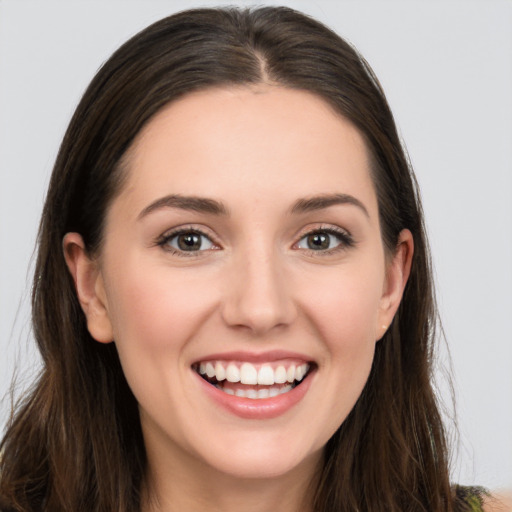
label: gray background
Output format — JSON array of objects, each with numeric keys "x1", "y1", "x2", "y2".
[{"x1": 1, "y1": 0, "x2": 511, "y2": 490}]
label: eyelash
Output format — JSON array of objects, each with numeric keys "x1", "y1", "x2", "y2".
[
  {"x1": 155, "y1": 225, "x2": 355, "y2": 257},
  {"x1": 156, "y1": 227, "x2": 218, "y2": 257},
  {"x1": 295, "y1": 226, "x2": 355, "y2": 256}
]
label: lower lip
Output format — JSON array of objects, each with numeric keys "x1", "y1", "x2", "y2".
[{"x1": 194, "y1": 370, "x2": 315, "y2": 420}]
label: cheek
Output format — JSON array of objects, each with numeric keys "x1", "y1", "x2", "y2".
[
  {"x1": 105, "y1": 262, "x2": 218, "y2": 350},
  {"x1": 298, "y1": 260, "x2": 384, "y2": 350},
  {"x1": 313, "y1": 277, "x2": 380, "y2": 376},
  {"x1": 294, "y1": 260, "x2": 383, "y2": 422},
  {"x1": 101, "y1": 262, "x2": 221, "y2": 424},
  {"x1": 101, "y1": 261, "x2": 223, "y2": 414}
]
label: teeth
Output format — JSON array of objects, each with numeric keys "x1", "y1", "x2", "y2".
[
  {"x1": 269, "y1": 387, "x2": 280, "y2": 397},
  {"x1": 257, "y1": 365, "x2": 274, "y2": 385},
  {"x1": 274, "y1": 365, "x2": 287, "y2": 384},
  {"x1": 218, "y1": 384, "x2": 294, "y2": 399},
  {"x1": 257, "y1": 388, "x2": 270, "y2": 399},
  {"x1": 246, "y1": 389, "x2": 258, "y2": 399},
  {"x1": 226, "y1": 363, "x2": 240, "y2": 383},
  {"x1": 240, "y1": 363, "x2": 258, "y2": 385},
  {"x1": 214, "y1": 362, "x2": 226, "y2": 381},
  {"x1": 280, "y1": 385, "x2": 292, "y2": 394},
  {"x1": 197, "y1": 360, "x2": 311, "y2": 387},
  {"x1": 205, "y1": 362, "x2": 215, "y2": 378}
]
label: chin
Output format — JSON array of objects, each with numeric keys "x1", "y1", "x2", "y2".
[{"x1": 191, "y1": 429, "x2": 324, "y2": 481}]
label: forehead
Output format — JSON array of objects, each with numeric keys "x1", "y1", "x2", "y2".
[{"x1": 117, "y1": 85, "x2": 377, "y2": 217}]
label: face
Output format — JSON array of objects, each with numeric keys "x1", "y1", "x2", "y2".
[{"x1": 66, "y1": 86, "x2": 411, "y2": 485}]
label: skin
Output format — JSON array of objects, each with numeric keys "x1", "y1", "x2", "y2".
[
  {"x1": 64, "y1": 85, "x2": 413, "y2": 512},
  {"x1": 485, "y1": 492, "x2": 512, "y2": 512}
]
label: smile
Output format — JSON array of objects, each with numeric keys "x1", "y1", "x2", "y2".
[{"x1": 193, "y1": 360, "x2": 312, "y2": 400}]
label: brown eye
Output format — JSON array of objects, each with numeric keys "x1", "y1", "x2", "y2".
[
  {"x1": 164, "y1": 231, "x2": 215, "y2": 252},
  {"x1": 306, "y1": 233, "x2": 330, "y2": 250},
  {"x1": 296, "y1": 229, "x2": 351, "y2": 252},
  {"x1": 177, "y1": 233, "x2": 202, "y2": 251}
]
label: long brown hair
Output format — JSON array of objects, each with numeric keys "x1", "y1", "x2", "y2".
[{"x1": 1, "y1": 6, "x2": 455, "y2": 511}]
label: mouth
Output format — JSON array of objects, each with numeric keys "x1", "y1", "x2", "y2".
[{"x1": 192, "y1": 359, "x2": 314, "y2": 400}]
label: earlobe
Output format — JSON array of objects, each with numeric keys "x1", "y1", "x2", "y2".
[
  {"x1": 63, "y1": 232, "x2": 114, "y2": 343},
  {"x1": 377, "y1": 229, "x2": 414, "y2": 339}
]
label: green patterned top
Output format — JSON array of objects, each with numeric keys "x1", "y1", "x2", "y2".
[{"x1": 453, "y1": 485, "x2": 488, "y2": 511}]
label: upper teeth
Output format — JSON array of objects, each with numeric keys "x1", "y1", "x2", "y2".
[{"x1": 197, "y1": 361, "x2": 310, "y2": 386}]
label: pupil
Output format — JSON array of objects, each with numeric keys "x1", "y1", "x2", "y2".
[
  {"x1": 178, "y1": 233, "x2": 201, "y2": 251},
  {"x1": 308, "y1": 233, "x2": 329, "y2": 250}
]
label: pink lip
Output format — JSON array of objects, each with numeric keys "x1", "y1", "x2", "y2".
[
  {"x1": 193, "y1": 365, "x2": 315, "y2": 420},
  {"x1": 192, "y1": 350, "x2": 313, "y2": 365}
]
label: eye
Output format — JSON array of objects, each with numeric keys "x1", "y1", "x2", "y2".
[
  {"x1": 295, "y1": 228, "x2": 353, "y2": 252},
  {"x1": 159, "y1": 229, "x2": 216, "y2": 254}
]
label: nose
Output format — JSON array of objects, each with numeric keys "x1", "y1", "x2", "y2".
[{"x1": 220, "y1": 246, "x2": 297, "y2": 335}]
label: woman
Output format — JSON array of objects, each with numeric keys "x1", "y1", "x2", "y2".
[{"x1": 0, "y1": 6, "x2": 495, "y2": 511}]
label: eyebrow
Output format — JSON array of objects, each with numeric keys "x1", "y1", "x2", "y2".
[
  {"x1": 138, "y1": 194, "x2": 229, "y2": 219},
  {"x1": 138, "y1": 192, "x2": 369, "y2": 220},
  {"x1": 290, "y1": 193, "x2": 369, "y2": 217}
]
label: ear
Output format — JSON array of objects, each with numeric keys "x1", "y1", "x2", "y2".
[
  {"x1": 63, "y1": 232, "x2": 114, "y2": 343},
  {"x1": 376, "y1": 229, "x2": 414, "y2": 340}
]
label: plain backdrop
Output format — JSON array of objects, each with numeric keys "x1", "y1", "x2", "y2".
[{"x1": 1, "y1": 0, "x2": 511, "y2": 491}]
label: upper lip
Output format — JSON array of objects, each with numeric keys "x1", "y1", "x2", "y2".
[{"x1": 191, "y1": 350, "x2": 314, "y2": 365}]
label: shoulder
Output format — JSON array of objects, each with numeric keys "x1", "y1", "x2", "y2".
[{"x1": 483, "y1": 491, "x2": 512, "y2": 512}]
